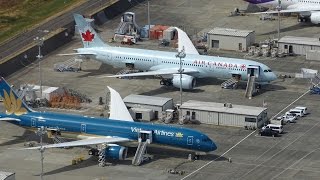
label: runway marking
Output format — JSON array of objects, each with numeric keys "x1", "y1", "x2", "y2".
[
  {"x1": 271, "y1": 147, "x2": 320, "y2": 179},
  {"x1": 181, "y1": 88, "x2": 313, "y2": 180},
  {"x1": 238, "y1": 120, "x2": 320, "y2": 179},
  {"x1": 180, "y1": 130, "x2": 257, "y2": 180}
]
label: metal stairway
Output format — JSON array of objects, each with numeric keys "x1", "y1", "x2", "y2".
[
  {"x1": 115, "y1": 22, "x2": 130, "y2": 35},
  {"x1": 53, "y1": 135, "x2": 66, "y2": 144},
  {"x1": 245, "y1": 75, "x2": 256, "y2": 99},
  {"x1": 132, "y1": 140, "x2": 149, "y2": 166},
  {"x1": 54, "y1": 57, "x2": 83, "y2": 72},
  {"x1": 221, "y1": 78, "x2": 238, "y2": 89}
]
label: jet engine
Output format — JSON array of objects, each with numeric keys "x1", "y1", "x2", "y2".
[
  {"x1": 105, "y1": 145, "x2": 128, "y2": 160},
  {"x1": 172, "y1": 74, "x2": 196, "y2": 89},
  {"x1": 310, "y1": 12, "x2": 320, "y2": 24}
]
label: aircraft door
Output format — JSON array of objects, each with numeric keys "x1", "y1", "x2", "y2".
[
  {"x1": 31, "y1": 118, "x2": 36, "y2": 127},
  {"x1": 81, "y1": 124, "x2": 86, "y2": 133},
  {"x1": 247, "y1": 66, "x2": 260, "y2": 78},
  {"x1": 187, "y1": 136, "x2": 193, "y2": 145}
]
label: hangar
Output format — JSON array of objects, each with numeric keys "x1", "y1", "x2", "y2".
[
  {"x1": 180, "y1": 100, "x2": 267, "y2": 128},
  {"x1": 207, "y1": 28, "x2": 255, "y2": 51},
  {"x1": 278, "y1": 36, "x2": 320, "y2": 56},
  {"x1": 123, "y1": 94, "x2": 174, "y2": 121}
]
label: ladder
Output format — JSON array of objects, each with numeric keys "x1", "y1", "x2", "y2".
[
  {"x1": 245, "y1": 75, "x2": 256, "y2": 99},
  {"x1": 132, "y1": 141, "x2": 149, "y2": 166},
  {"x1": 221, "y1": 78, "x2": 238, "y2": 89},
  {"x1": 54, "y1": 57, "x2": 83, "y2": 72}
]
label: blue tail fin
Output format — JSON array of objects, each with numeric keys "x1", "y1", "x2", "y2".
[
  {"x1": 73, "y1": 14, "x2": 109, "y2": 48},
  {"x1": 0, "y1": 77, "x2": 32, "y2": 115}
]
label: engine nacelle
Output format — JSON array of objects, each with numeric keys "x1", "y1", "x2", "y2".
[
  {"x1": 105, "y1": 145, "x2": 128, "y2": 160},
  {"x1": 172, "y1": 74, "x2": 196, "y2": 89},
  {"x1": 310, "y1": 12, "x2": 320, "y2": 24}
]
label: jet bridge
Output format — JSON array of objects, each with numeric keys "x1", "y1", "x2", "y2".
[{"x1": 132, "y1": 130, "x2": 153, "y2": 166}]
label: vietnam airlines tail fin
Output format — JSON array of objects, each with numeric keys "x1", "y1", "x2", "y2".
[
  {"x1": 0, "y1": 77, "x2": 32, "y2": 116},
  {"x1": 73, "y1": 13, "x2": 109, "y2": 48}
]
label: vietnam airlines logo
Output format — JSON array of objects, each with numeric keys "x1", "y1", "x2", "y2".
[
  {"x1": 81, "y1": 30, "x2": 95, "y2": 42},
  {"x1": 3, "y1": 90, "x2": 27, "y2": 116},
  {"x1": 175, "y1": 132, "x2": 183, "y2": 138}
]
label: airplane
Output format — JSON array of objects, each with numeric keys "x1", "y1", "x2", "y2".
[
  {"x1": 62, "y1": 14, "x2": 277, "y2": 90},
  {"x1": 0, "y1": 77, "x2": 217, "y2": 166},
  {"x1": 243, "y1": 0, "x2": 320, "y2": 24}
]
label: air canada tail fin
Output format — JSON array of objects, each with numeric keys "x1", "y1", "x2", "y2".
[
  {"x1": 0, "y1": 77, "x2": 32, "y2": 116},
  {"x1": 73, "y1": 13, "x2": 109, "y2": 48}
]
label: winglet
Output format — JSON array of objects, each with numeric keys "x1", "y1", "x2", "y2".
[
  {"x1": 174, "y1": 27, "x2": 199, "y2": 55},
  {"x1": 107, "y1": 86, "x2": 134, "y2": 122}
]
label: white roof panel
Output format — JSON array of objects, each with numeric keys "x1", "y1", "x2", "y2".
[
  {"x1": 208, "y1": 28, "x2": 254, "y2": 37},
  {"x1": 124, "y1": 94, "x2": 172, "y2": 106},
  {"x1": 278, "y1": 36, "x2": 320, "y2": 46},
  {"x1": 181, "y1": 100, "x2": 266, "y2": 116}
]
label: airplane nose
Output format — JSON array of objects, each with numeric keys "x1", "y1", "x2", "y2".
[
  {"x1": 270, "y1": 72, "x2": 277, "y2": 81},
  {"x1": 210, "y1": 141, "x2": 217, "y2": 151}
]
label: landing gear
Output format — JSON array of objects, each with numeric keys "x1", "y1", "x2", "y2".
[
  {"x1": 160, "y1": 79, "x2": 172, "y2": 86},
  {"x1": 298, "y1": 17, "x2": 309, "y2": 23}
]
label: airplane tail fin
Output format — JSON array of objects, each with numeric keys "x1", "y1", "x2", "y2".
[
  {"x1": 0, "y1": 77, "x2": 32, "y2": 116},
  {"x1": 73, "y1": 13, "x2": 110, "y2": 48}
]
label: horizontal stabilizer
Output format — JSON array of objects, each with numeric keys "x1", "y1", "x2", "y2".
[
  {"x1": 23, "y1": 136, "x2": 129, "y2": 149},
  {"x1": 107, "y1": 68, "x2": 199, "y2": 78},
  {"x1": 57, "y1": 52, "x2": 96, "y2": 56},
  {"x1": 0, "y1": 118, "x2": 21, "y2": 121}
]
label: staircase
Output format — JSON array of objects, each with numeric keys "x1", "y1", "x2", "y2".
[
  {"x1": 132, "y1": 141, "x2": 148, "y2": 166},
  {"x1": 53, "y1": 135, "x2": 66, "y2": 144},
  {"x1": 115, "y1": 22, "x2": 130, "y2": 35},
  {"x1": 221, "y1": 78, "x2": 238, "y2": 89},
  {"x1": 245, "y1": 76, "x2": 256, "y2": 99},
  {"x1": 54, "y1": 57, "x2": 83, "y2": 72}
]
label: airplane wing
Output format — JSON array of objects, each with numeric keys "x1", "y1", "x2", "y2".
[
  {"x1": 107, "y1": 86, "x2": 134, "y2": 122},
  {"x1": 107, "y1": 68, "x2": 199, "y2": 78},
  {"x1": 24, "y1": 136, "x2": 130, "y2": 150},
  {"x1": 174, "y1": 27, "x2": 199, "y2": 55},
  {"x1": 0, "y1": 118, "x2": 21, "y2": 121}
]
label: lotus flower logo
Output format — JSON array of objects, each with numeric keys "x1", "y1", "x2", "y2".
[
  {"x1": 3, "y1": 90, "x2": 27, "y2": 116},
  {"x1": 175, "y1": 132, "x2": 184, "y2": 138}
]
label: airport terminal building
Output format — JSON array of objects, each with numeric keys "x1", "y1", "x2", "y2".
[{"x1": 180, "y1": 100, "x2": 267, "y2": 128}]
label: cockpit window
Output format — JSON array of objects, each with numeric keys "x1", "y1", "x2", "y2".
[
  {"x1": 203, "y1": 137, "x2": 211, "y2": 142},
  {"x1": 263, "y1": 69, "x2": 272, "y2": 72},
  {"x1": 268, "y1": 70, "x2": 272, "y2": 72},
  {"x1": 264, "y1": 70, "x2": 268, "y2": 72}
]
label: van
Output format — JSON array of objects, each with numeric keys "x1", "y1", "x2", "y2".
[
  {"x1": 263, "y1": 124, "x2": 283, "y2": 134},
  {"x1": 294, "y1": 106, "x2": 308, "y2": 115},
  {"x1": 289, "y1": 109, "x2": 304, "y2": 117}
]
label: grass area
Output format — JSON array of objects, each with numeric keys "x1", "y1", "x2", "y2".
[{"x1": 0, "y1": 0, "x2": 82, "y2": 43}]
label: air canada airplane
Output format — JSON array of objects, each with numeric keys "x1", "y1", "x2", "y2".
[
  {"x1": 244, "y1": 0, "x2": 320, "y2": 24},
  {"x1": 63, "y1": 14, "x2": 276, "y2": 90},
  {"x1": 0, "y1": 77, "x2": 216, "y2": 165}
]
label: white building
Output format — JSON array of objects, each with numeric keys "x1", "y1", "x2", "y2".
[
  {"x1": 180, "y1": 100, "x2": 267, "y2": 128},
  {"x1": 123, "y1": 94, "x2": 173, "y2": 120},
  {"x1": 207, "y1": 28, "x2": 255, "y2": 51},
  {"x1": 278, "y1": 36, "x2": 320, "y2": 56}
]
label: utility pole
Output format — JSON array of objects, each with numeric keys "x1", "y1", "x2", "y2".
[
  {"x1": 176, "y1": 47, "x2": 186, "y2": 123},
  {"x1": 36, "y1": 126, "x2": 47, "y2": 180},
  {"x1": 34, "y1": 30, "x2": 49, "y2": 98}
]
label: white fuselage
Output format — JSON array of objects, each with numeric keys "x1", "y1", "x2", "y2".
[{"x1": 78, "y1": 46, "x2": 276, "y2": 83}]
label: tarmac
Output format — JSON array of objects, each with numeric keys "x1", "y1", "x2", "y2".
[{"x1": 1, "y1": 0, "x2": 320, "y2": 179}]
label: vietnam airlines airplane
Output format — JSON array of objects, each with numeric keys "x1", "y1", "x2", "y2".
[
  {"x1": 65, "y1": 14, "x2": 276, "y2": 90},
  {"x1": 244, "y1": 0, "x2": 320, "y2": 24},
  {"x1": 0, "y1": 77, "x2": 216, "y2": 165}
]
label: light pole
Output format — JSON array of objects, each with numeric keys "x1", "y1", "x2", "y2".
[
  {"x1": 276, "y1": 0, "x2": 281, "y2": 40},
  {"x1": 36, "y1": 126, "x2": 47, "y2": 180},
  {"x1": 147, "y1": 0, "x2": 151, "y2": 39},
  {"x1": 34, "y1": 30, "x2": 48, "y2": 98},
  {"x1": 176, "y1": 47, "x2": 186, "y2": 122}
]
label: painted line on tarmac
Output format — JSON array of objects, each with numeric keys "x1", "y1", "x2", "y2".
[{"x1": 180, "y1": 130, "x2": 257, "y2": 180}]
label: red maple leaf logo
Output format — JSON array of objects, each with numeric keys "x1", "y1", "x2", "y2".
[
  {"x1": 81, "y1": 30, "x2": 95, "y2": 42},
  {"x1": 241, "y1": 64, "x2": 246, "y2": 69}
]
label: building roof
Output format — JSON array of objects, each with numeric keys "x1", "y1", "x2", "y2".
[
  {"x1": 278, "y1": 36, "x2": 320, "y2": 46},
  {"x1": 208, "y1": 28, "x2": 254, "y2": 37},
  {"x1": 43, "y1": 87, "x2": 59, "y2": 94},
  {"x1": 123, "y1": 94, "x2": 172, "y2": 106},
  {"x1": 180, "y1": 100, "x2": 267, "y2": 116}
]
